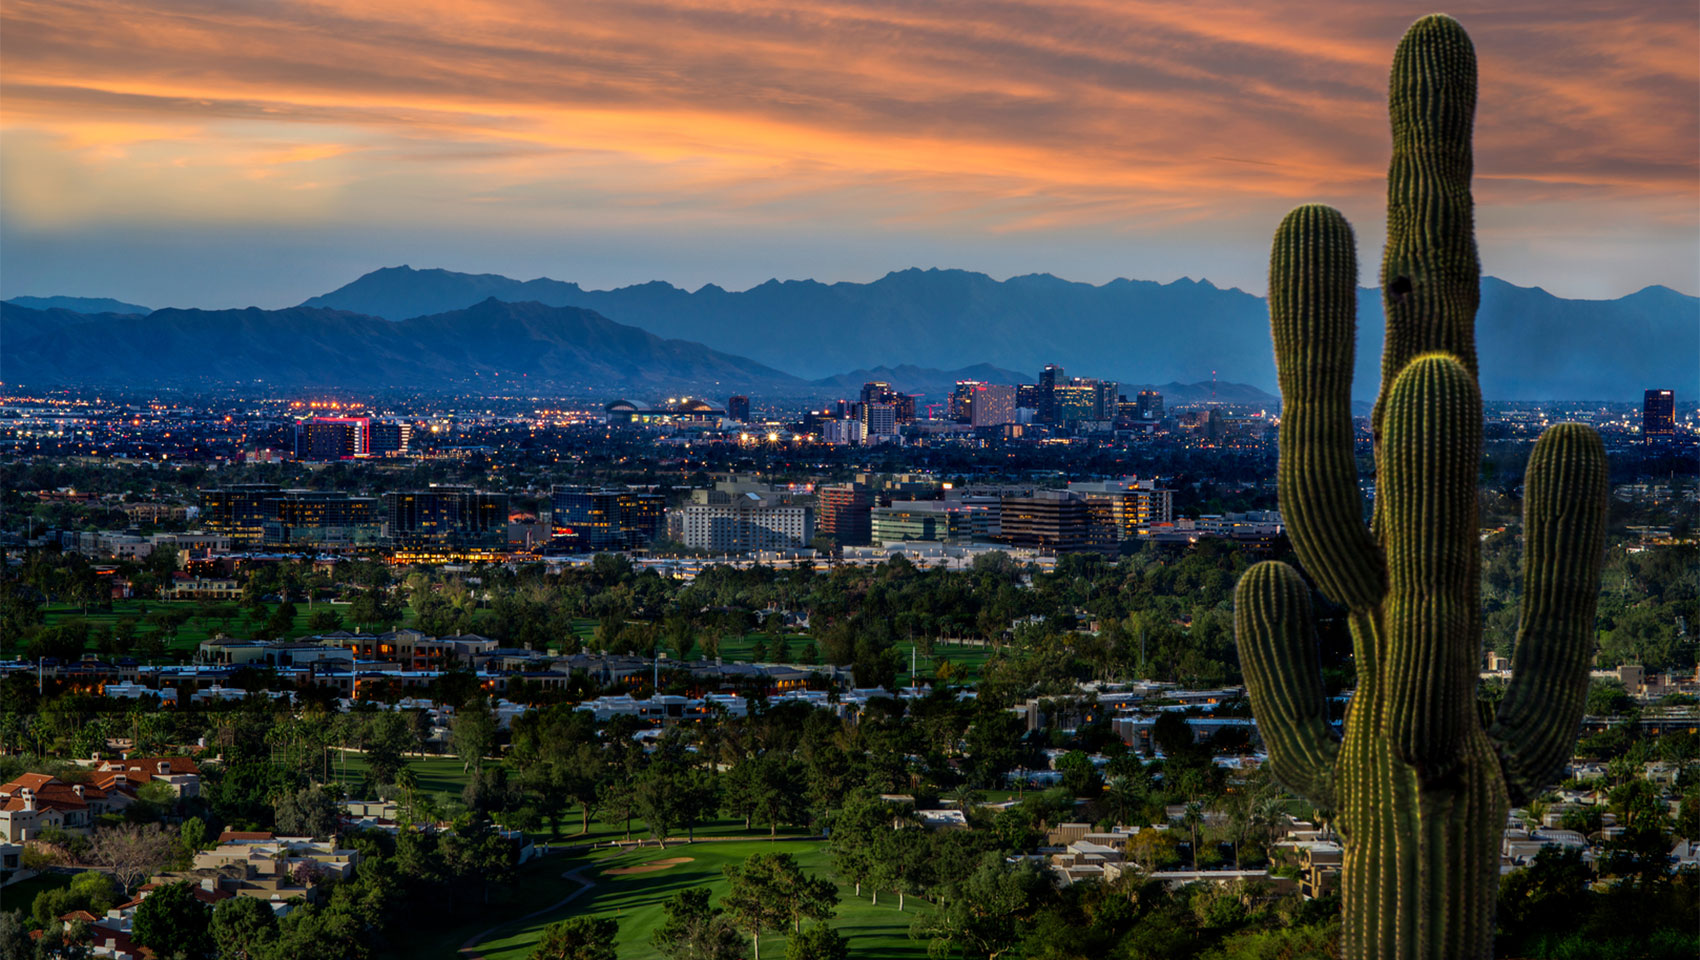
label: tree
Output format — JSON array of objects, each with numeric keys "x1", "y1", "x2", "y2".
[
  {"x1": 211, "y1": 896, "x2": 278, "y2": 960},
  {"x1": 909, "y1": 853, "x2": 1046, "y2": 960},
  {"x1": 0, "y1": 911, "x2": 28, "y2": 960},
  {"x1": 652, "y1": 888, "x2": 747, "y2": 960},
  {"x1": 360, "y1": 710, "x2": 413, "y2": 786},
  {"x1": 132, "y1": 881, "x2": 212, "y2": 958},
  {"x1": 1496, "y1": 845, "x2": 1592, "y2": 951},
  {"x1": 723, "y1": 852, "x2": 837, "y2": 959},
  {"x1": 90, "y1": 822, "x2": 174, "y2": 893},
  {"x1": 785, "y1": 923, "x2": 849, "y2": 960},
  {"x1": 30, "y1": 869, "x2": 118, "y2": 928},
  {"x1": 531, "y1": 916, "x2": 618, "y2": 960},
  {"x1": 452, "y1": 701, "x2": 498, "y2": 775},
  {"x1": 274, "y1": 784, "x2": 341, "y2": 838}
]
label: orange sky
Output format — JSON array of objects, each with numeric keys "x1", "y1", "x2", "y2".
[{"x1": 2, "y1": 0, "x2": 1695, "y2": 306}]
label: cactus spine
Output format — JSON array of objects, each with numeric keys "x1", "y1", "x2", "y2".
[{"x1": 1235, "y1": 15, "x2": 1609, "y2": 959}]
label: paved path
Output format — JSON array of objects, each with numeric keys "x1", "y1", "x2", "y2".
[{"x1": 457, "y1": 859, "x2": 596, "y2": 960}]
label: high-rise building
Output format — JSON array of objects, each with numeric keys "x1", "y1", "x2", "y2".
[
  {"x1": 549, "y1": 485, "x2": 664, "y2": 551},
  {"x1": 1069, "y1": 479, "x2": 1175, "y2": 548},
  {"x1": 1136, "y1": 390, "x2": 1165, "y2": 421},
  {"x1": 727, "y1": 395, "x2": 751, "y2": 422},
  {"x1": 262, "y1": 492, "x2": 379, "y2": 549},
  {"x1": 679, "y1": 495, "x2": 813, "y2": 552},
  {"x1": 1052, "y1": 382, "x2": 1096, "y2": 422},
  {"x1": 381, "y1": 487, "x2": 508, "y2": 553},
  {"x1": 199, "y1": 484, "x2": 282, "y2": 547},
  {"x1": 369, "y1": 420, "x2": 412, "y2": 456},
  {"x1": 862, "y1": 403, "x2": 898, "y2": 441},
  {"x1": 1644, "y1": 389, "x2": 1675, "y2": 439},
  {"x1": 970, "y1": 384, "x2": 1018, "y2": 427},
  {"x1": 1038, "y1": 365, "x2": 1065, "y2": 422},
  {"x1": 871, "y1": 501, "x2": 971, "y2": 546},
  {"x1": 817, "y1": 484, "x2": 873, "y2": 546},
  {"x1": 950, "y1": 381, "x2": 983, "y2": 423},
  {"x1": 294, "y1": 417, "x2": 370, "y2": 460},
  {"x1": 1016, "y1": 383, "x2": 1040, "y2": 412},
  {"x1": 999, "y1": 491, "x2": 1091, "y2": 554},
  {"x1": 860, "y1": 381, "x2": 914, "y2": 423}
]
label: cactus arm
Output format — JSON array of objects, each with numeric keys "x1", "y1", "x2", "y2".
[
  {"x1": 1269, "y1": 205, "x2": 1387, "y2": 612},
  {"x1": 1380, "y1": 353, "x2": 1481, "y2": 781},
  {"x1": 1235, "y1": 561, "x2": 1338, "y2": 807},
  {"x1": 1489, "y1": 423, "x2": 1609, "y2": 804},
  {"x1": 1374, "y1": 14, "x2": 1479, "y2": 456}
]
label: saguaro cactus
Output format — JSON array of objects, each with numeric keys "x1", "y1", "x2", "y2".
[{"x1": 1235, "y1": 15, "x2": 1609, "y2": 959}]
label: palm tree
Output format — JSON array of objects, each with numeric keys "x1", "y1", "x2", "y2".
[{"x1": 1182, "y1": 802, "x2": 1205, "y2": 871}]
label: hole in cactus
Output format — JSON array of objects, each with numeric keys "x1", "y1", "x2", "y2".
[{"x1": 1388, "y1": 276, "x2": 1413, "y2": 302}]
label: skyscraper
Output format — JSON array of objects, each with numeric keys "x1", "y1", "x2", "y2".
[
  {"x1": 727, "y1": 395, "x2": 751, "y2": 422},
  {"x1": 861, "y1": 403, "x2": 898, "y2": 441},
  {"x1": 860, "y1": 381, "x2": 914, "y2": 423},
  {"x1": 550, "y1": 485, "x2": 665, "y2": 551},
  {"x1": 1644, "y1": 389, "x2": 1675, "y2": 439},
  {"x1": 1038, "y1": 364, "x2": 1064, "y2": 423},
  {"x1": 817, "y1": 483, "x2": 873, "y2": 546},
  {"x1": 200, "y1": 484, "x2": 282, "y2": 547},
  {"x1": 381, "y1": 487, "x2": 508, "y2": 552},
  {"x1": 294, "y1": 416, "x2": 370, "y2": 460},
  {"x1": 970, "y1": 384, "x2": 1018, "y2": 427},
  {"x1": 950, "y1": 381, "x2": 983, "y2": 423},
  {"x1": 1136, "y1": 390, "x2": 1165, "y2": 421}
]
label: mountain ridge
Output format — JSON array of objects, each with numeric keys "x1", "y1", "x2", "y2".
[{"x1": 300, "y1": 265, "x2": 1699, "y2": 399}]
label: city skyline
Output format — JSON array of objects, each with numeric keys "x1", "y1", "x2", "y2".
[{"x1": 2, "y1": 1, "x2": 1696, "y2": 308}]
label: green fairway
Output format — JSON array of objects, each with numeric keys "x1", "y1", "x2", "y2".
[
  {"x1": 38, "y1": 599, "x2": 466, "y2": 659},
  {"x1": 336, "y1": 751, "x2": 478, "y2": 797},
  {"x1": 0, "y1": 871, "x2": 72, "y2": 914},
  {"x1": 465, "y1": 840, "x2": 934, "y2": 960}
]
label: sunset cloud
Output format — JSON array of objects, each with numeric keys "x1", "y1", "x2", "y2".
[{"x1": 1, "y1": 0, "x2": 1693, "y2": 304}]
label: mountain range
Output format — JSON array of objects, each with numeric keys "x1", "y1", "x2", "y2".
[
  {"x1": 5, "y1": 265, "x2": 1694, "y2": 400},
  {"x1": 298, "y1": 266, "x2": 1697, "y2": 400}
]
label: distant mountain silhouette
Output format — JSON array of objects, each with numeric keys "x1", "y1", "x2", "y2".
[
  {"x1": 4, "y1": 295, "x2": 150, "y2": 315},
  {"x1": 0, "y1": 299, "x2": 807, "y2": 393},
  {"x1": 304, "y1": 266, "x2": 1700, "y2": 399},
  {"x1": 808, "y1": 363, "x2": 1031, "y2": 399}
]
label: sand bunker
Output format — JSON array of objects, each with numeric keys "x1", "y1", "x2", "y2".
[{"x1": 602, "y1": 857, "x2": 695, "y2": 876}]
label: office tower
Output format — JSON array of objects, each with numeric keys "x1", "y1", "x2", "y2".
[
  {"x1": 262, "y1": 492, "x2": 379, "y2": 549},
  {"x1": 860, "y1": 381, "x2": 914, "y2": 424},
  {"x1": 1038, "y1": 364, "x2": 1065, "y2": 422},
  {"x1": 950, "y1": 381, "x2": 983, "y2": 423},
  {"x1": 817, "y1": 483, "x2": 873, "y2": 546},
  {"x1": 549, "y1": 486, "x2": 663, "y2": 551},
  {"x1": 200, "y1": 484, "x2": 282, "y2": 547},
  {"x1": 727, "y1": 395, "x2": 751, "y2": 422},
  {"x1": 1068, "y1": 478, "x2": 1175, "y2": 548},
  {"x1": 679, "y1": 496, "x2": 813, "y2": 552},
  {"x1": 1016, "y1": 383, "x2": 1040, "y2": 412},
  {"x1": 1052, "y1": 382, "x2": 1096, "y2": 422},
  {"x1": 1092, "y1": 380, "x2": 1120, "y2": 420},
  {"x1": 970, "y1": 384, "x2": 1018, "y2": 427},
  {"x1": 294, "y1": 416, "x2": 370, "y2": 460},
  {"x1": 862, "y1": 402, "x2": 898, "y2": 440},
  {"x1": 368, "y1": 420, "x2": 412, "y2": 456},
  {"x1": 892, "y1": 393, "x2": 916, "y2": 423},
  {"x1": 999, "y1": 491, "x2": 1091, "y2": 555},
  {"x1": 871, "y1": 501, "x2": 971, "y2": 546},
  {"x1": 1644, "y1": 389, "x2": 1675, "y2": 439},
  {"x1": 381, "y1": 487, "x2": 509, "y2": 552},
  {"x1": 1136, "y1": 390, "x2": 1165, "y2": 420}
]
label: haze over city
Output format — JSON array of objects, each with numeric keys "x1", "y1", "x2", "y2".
[{"x1": 2, "y1": 0, "x2": 1696, "y2": 307}]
